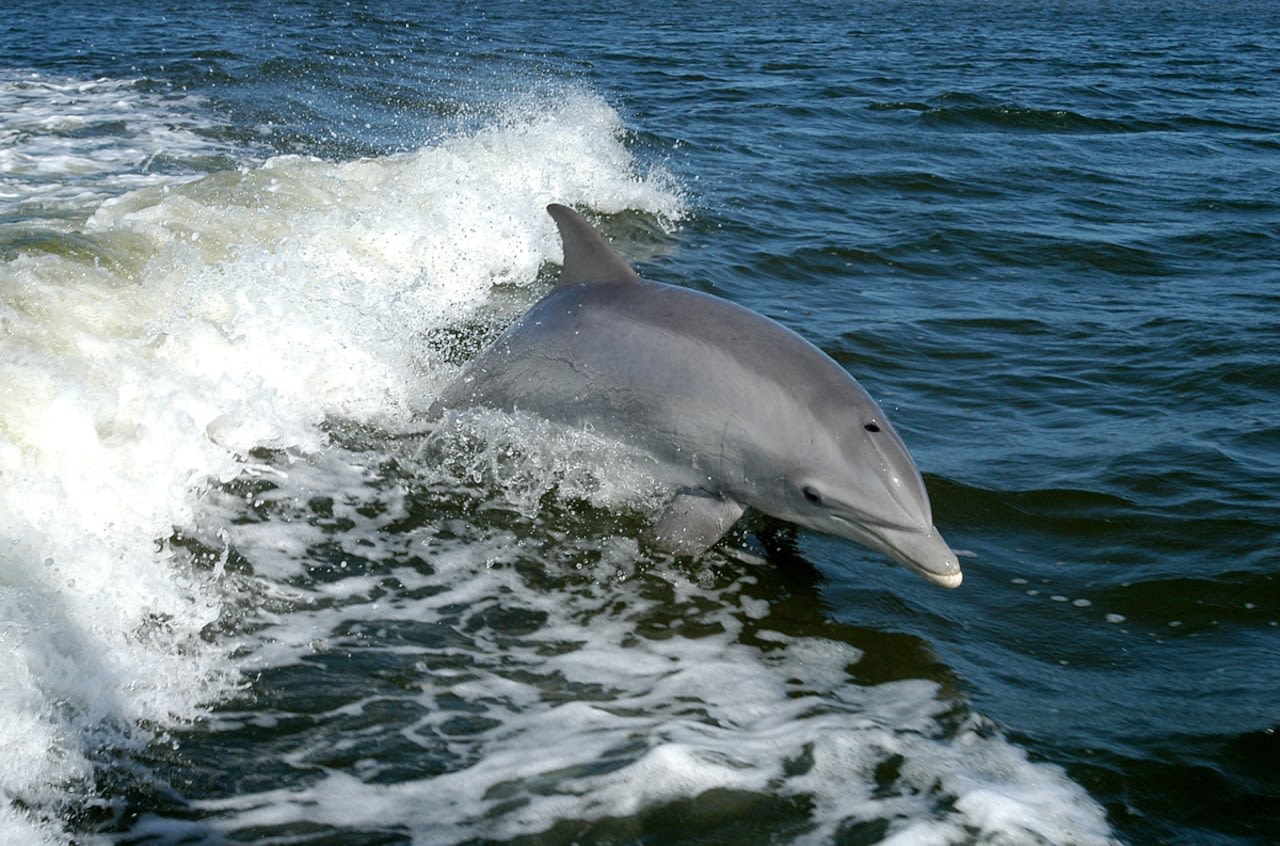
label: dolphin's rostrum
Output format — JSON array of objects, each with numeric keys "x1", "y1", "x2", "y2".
[{"x1": 432, "y1": 204, "x2": 963, "y2": 588}]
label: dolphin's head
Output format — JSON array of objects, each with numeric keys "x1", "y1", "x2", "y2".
[{"x1": 767, "y1": 400, "x2": 963, "y2": 589}]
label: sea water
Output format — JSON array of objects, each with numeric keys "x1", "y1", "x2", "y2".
[{"x1": 1, "y1": 2, "x2": 1277, "y2": 844}]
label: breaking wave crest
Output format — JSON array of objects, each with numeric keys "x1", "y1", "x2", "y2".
[{"x1": 0, "y1": 77, "x2": 682, "y2": 842}]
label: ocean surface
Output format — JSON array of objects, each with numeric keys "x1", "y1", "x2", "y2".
[{"x1": 2, "y1": 1, "x2": 1277, "y2": 844}]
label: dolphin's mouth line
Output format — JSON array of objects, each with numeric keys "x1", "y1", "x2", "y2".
[
  {"x1": 829, "y1": 510, "x2": 922, "y2": 534},
  {"x1": 913, "y1": 566, "x2": 964, "y2": 588}
]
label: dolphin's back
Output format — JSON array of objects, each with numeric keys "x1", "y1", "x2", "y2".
[
  {"x1": 436, "y1": 275, "x2": 862, "y2": 467},
  {"x1": 436, "y1": 203, "x2": 871, "y2": 469}
]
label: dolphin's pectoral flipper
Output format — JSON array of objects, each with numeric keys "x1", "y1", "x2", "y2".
[{"x1": 645, "y1": 489, "x2": 745, "y2": 557}]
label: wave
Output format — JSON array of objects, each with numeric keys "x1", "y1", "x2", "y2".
[
  {"x1": 868, "y1": 91, "x2": 1271, "y2": 136},
  {"x1": 0, "y1": 76, "x2": 683, "y2": 842},
  {"x1": 868, "y1": 94, "x2": 1129, "y2": 133}
]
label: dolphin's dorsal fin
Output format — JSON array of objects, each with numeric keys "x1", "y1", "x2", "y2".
[{"x1": 547, "y1": 203, "x2": 641, "y2": 287}]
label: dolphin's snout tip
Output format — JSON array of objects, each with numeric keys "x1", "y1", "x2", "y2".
[
  {"x1": 879, "y1": 524, "x2": 964, "y2": 589},
  {"x1": 913, "y1": 532, "x2": 963, "y2": 589}
]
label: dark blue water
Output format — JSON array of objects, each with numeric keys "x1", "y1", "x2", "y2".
[{"x1": 2, "y1": 2, "x2": 1277, "y2": 844}]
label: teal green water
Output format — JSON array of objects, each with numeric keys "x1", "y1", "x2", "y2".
[{"x1": 1, "y1": 2, "x2": 1277, "y2": 844}]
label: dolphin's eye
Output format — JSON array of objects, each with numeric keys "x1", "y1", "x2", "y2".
[
  {"x1": 802, "y1": 486, "x2": 823, "y2": 505},
  {"x1": 863, "y1": 421, "x2": 881, "y2": 433}
]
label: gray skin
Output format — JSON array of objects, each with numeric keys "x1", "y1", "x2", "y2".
[{"x1": 432, "y1": 204, "x2": 962, "y2": 588}]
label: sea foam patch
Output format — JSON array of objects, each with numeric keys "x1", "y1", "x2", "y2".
[{"x1": 141, "y1": 440, "x2": 1120, "y2": 846}]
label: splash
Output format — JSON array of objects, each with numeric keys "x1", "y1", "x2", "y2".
[{"x1": 0, "y1": 75, "x2": 683, "y2": 841}]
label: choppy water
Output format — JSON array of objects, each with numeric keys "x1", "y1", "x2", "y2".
[{"x1": 2, "y1": 2, "x2": 1277, "y2": 844}]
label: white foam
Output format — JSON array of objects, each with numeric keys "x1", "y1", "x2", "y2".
[
  {"x1": 0, "y1": 72, "x2": 239, "y2": 223},
  {"x1": 160, "y1": 441, "x2": 1118, "y2": 846},
  {"x1": 0, "y1": 76, "x2": 682, "y2": 842}
]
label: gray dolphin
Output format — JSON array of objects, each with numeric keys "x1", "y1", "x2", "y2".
[{"x1": 431, "y1": 204, "x2": 962, "y2": 588}]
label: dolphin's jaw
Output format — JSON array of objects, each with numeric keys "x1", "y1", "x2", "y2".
[
  {"x1": 881, "y1": 525, "x2": 964, "y2": 589},
  {"x1": 827, "y1": 514, "x2": 964, "y2": 589}
]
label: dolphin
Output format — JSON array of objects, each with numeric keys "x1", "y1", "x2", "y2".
[{"x1": 430, "y1": 204, "x2": 962, "y2": 588}]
